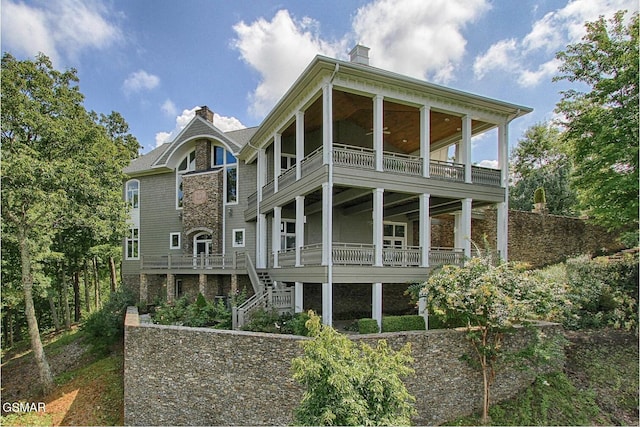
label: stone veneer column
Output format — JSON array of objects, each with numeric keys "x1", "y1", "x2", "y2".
[
  {"x1": 167, "y1": 274, "x2": 175, "y2": 303},
  {"x1": 199, "y1": 274, "x2": 206, "y2": 296},
  {"x1": 231, "y1": 274, "x2": 238, "y2": 295},
  {"x1": 139, "y1": 274, "x2": 148, "y2": 304}
]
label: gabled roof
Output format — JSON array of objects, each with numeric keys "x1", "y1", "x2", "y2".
[{"x1": 124, "y1": 117, "x2": 258, "y2": 176}]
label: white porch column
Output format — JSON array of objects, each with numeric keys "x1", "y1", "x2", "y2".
[
  {"x1": 462, "y1": 115, "x2": 472, "y2": 183},
  {"x1": 497, "y1": 202, "x2": 508, "y2": 261},
  {"x1": 295, "y1": 195, "x2": 305, "y2": 266},
  {"x1": 419, "y1": 193, "x2": 431, "y2": 267},
  {"x1": 322, "y1": 282, "x2": 333, "y2": 326},
  {"x1": 272, "y1": 206, "x2": 281, "y2": 267},
  {"x1": 257, "y1": 148, "x2": 267, "y2": 200},
  {"x1": 373, "y1": 95, "x2": 384, "y2": 171},
  {"x1": 296, "y1": 111, "x2": 304, "y2": 180},
  {"x1": 372, "y1": 188, "x2": 384, "y2": 266},
  {"x1": 273, "y1": 133, "x2": 282, "y2": 193},
  {"x1": 323, "y1": 83, "x2": 333, "y2": 165},
  {"x1": 295, "y1": 282, "x2": 303, "y2": 313},
  {"x1": 461, "y1": 198, "x2": 472, "y2": 257},
  {"x1": 420, "y1": 105, "x2": 431, "y2": 177},
  {"x1": 372, "y1": 282, "x2": 383, "y2": 331},
  {"x1": 321, "y1": 182, "x2": 333, "y2": 266},
  {"x1": 498, "y1": 123, "x2": 509, "y2": 187},
  {"x1": 257, "y1": 214, "x2": 268, "y2": 268}
]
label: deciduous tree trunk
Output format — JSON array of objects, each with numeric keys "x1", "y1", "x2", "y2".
[
  {"x1": 83, "y1": 260, "x2": 91, "y2": 313},
  {"x1": 93, "y1": 257, "x2": 101, "y2": 309},
  {"x1": 48, "y1": 293, "x2": 61, "y2": 331},
  {"x1": 109, "y1": 256, "x2": 117, "y2": 293},
  {"x1": 60, "y1": 261, "x2": 71, "y2": 330},
  {"x1": 19, "y1": 229, "x2": 54, "y2": 394},
  {"x1": 73, "y1": 271, "x2": 81, "y2": 322}
]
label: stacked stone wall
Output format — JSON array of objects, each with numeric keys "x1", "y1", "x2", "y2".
[
  {"x1": 416, "y1": 209, "x2": 623, "y2": 268},
  {"x1": 125, "y1": 307, "x2": 562, "y2": 426},
  {"x1": 181, "y1": 170, "x2": 223, "y2": 253}
]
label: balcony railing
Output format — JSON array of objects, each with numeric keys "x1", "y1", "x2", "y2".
[
  {"x1": 300, "y1": 146, "x2": 324, "y2": 177},
  {"x1": 383, "y1": 152, "x2": 423, "y2": 176},
  {"x1": 471, "y1": 165, "x2": 502, "y2": 186},
  {"x1": 430, "y1": 159, "x2": 465, "y2": 181},
  {"x1": 429, "y1": 247, "x2": 465, "y2": 267},
  {"x1": 382, "y1": 246, "x2": 421, "y2": 266},
  {"x1": 333, "y1": 144, "x2": 375, "y2": 169},
  {"x1": 279, "y1": 164, "x2": 297, "y2": 188},
  {"x1": 140, "y1": 253, "x2": 245, "y2": 270}
]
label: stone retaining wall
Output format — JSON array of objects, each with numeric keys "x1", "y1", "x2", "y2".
[{"x1": 124, "y1": 307, "x2": 564, "y2": 426}]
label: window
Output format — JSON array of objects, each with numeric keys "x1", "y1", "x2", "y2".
[
  {"x1": 232, "y1": 229, "x2": 245, "y2": 247},
  {"x1": 280, "y1": 154, "x2": 296, "y2": 174},
  {"x1": 126, "y1": 180, "x2": 139, "y2": 209},
  {"x1": 280, "y1": 220, "x2": 296, "y2": 250},
  {"x1": 126, "y1": 228, "x2": 139, "y2": 259},
  {"x1": 176, "y1": 150, "x2": 196, "y2": 208},
  {"x1": 170, "y1": 233, "x2": 181, "y2": 249},
  {"x1": 383, "y1": 221, "x2": 406, "y2": 248},
  {"x1": 211, "y1": 145, "x2": 238, "y2": 204},
  {"x1": 175, "y1": 279, "x2": 183, "y2": 298}
]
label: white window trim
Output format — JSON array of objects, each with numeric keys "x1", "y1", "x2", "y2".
[
  {"x1": 212, "y1": 143, "x2": 239, "y2": 205},
  {"x1": 232, "y1": 228, "x2": 245, "y2": 248},
  {"x1": 126, "y1": 227, "x2": 140, "y2": 260},
  {"x1": 176, "y1": 150, "x2": 196, "y2": 210},
  {"x1": 170, "y1": 232, "x2": 181, "y2": 249},
  {"x1": 126, "y1": 179, "x2": 140, "y2": 209}
]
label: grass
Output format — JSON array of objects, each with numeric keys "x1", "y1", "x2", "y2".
[
  {"x1": 1, "y1": 328, "x2": 123, "y2": 426},
  {"x1": 447, "y1": 328, "x2": 639, "y2": 426}
]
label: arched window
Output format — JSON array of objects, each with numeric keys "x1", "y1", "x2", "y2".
[
  {"x1": 212, "y1": 145, "x2": 238, "y2": 204},
  {"x1": 176, "y1": 150, "x2": 196, "y2": 208},
  {"x1": 126, "y1": 180, "x2": 139, "y2": 209}
]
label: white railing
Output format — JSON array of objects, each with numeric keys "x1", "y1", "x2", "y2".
[
  {"x1": 382, "y1": 246, "x2": 421, "y2": 266},
  {"x1": 429, "y1": 247, "x2": 464, "y2": 267},
  {"x1": 471, "y1": 165, "x2": 502, "y2": 186},
  {"x1": 430, "y1": 160, "x2": 465, "y2": 182},
  {"x1": 301, "y1": 243, "x2": 323, "y2": 266},
  {"x1": 300, "y1": 146, "x2": 324, "y2": 177},
  {"x1": 141, "y1": 253, "x2": 243, "y2": 270},
  {"x1": 332, "y1": 243, "x2": 375, "y2": 265},
  {"x1": 232, "y1": 291, "x2": 269, "y2": 330},
  {"x1": 247, "y1": 191, "x2": 257, "y2": 208},
  {"x1": 271, "y1": 288, "x2": 294, "y2": 313},
  {"x1": 383, "y1": 152, "x2": 422, "y2": 176},
  {"x1": 278, "y1": 164, "x2": 297, "y2": 189},
  {"x1": 333, "y1": 144, "x2": 375, "y2": 170},
  {"x1": 262, "y1": 179, "x2": 275, "y2": 199},
  {"x1": 278, "y1": 247, "x2": 296, "y2": 267}
]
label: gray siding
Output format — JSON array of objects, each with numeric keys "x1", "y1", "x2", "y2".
[{"x1": 225, "y1": 159, "x2": 257, "y2": 258}]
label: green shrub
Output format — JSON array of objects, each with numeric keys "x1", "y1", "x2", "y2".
[
  {"x1": 290, "y1": 311, "x2": 311, "y2": 336},
  {"x1": 358, "y1": 318, "x2": 379, "y2": 334},
  {"x1": 151, "y1": 294, "x2": 233, "y2": 329},
  {"x1": 382, "y1": 315, "x2": 425, "y2": 332},
  {"x1": 82, "y1": 287, "x2": 135, "y2": 354},
  {"x1": 241, "y1": 309, "x2": 309, "y2": 335}
]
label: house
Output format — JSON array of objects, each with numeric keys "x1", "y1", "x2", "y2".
[{"x1": 122, "y1": 45, "x2": 532, "y2": 329}]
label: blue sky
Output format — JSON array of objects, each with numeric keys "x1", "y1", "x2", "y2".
[{"x1": 2, "y1": 0, "x2": 637, "y2": 165}]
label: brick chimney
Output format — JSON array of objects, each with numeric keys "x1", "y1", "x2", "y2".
[
  {"x1": 349, "y1": 44, "x2": 370, "y2": 65},
  {"x1": 195, "y1": 105, "x2": 214, "y2": 123}
]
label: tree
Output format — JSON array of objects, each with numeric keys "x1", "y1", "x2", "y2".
[
  {"x1": 509, "y1": 123, "x2": 578, "y2": 215},
  {"x1": 554, "y1": 11, "x2": 639, "y2": 231},
  {"x1": 421, "y1": 255, "x2": 556, "y2": 424},
  {"x1": 291, "y1": 312, "x2": 416, "y2": 426},
  {"x1": 1, "y1": 53, "x2": 137, "y2": 393}
]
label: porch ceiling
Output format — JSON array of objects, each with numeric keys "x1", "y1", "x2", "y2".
[{"x1": 284, "y1": 90, "x2": 490, "y2": 154}]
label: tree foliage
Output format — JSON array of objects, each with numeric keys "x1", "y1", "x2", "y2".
[
  {"x1": 421, "y1": 256, "x2": 557, "y2": 423},
  {"x1": 554, "y1": 11, "x2": 639, "y2": 230},
  {"x1": 509, "y1": 123, "x2": 578, "y2": 215},
  {"x1": 1, "y1": 53, "x2": 138, "y2": 393},
  {"x1": 291, "y1": 312, "x2": 416, "y2": 426}
]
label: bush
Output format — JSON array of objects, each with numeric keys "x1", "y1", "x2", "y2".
[
  {"x1": 82, "y1": 287, "x2": 135, "y2": 354},
  {"x1": 382, "y1": 315, "x2": 425, "y2": 332},
  {"x1": 358, "y1": 318, "x2": 379, "y2": 334},
  {"x1": 242, "y1": 309, "x2": 310, "y2": 335},
  {"x1": 152, "y1": 294, "x2": 233, "y2": 329}
]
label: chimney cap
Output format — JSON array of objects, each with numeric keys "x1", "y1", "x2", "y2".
[{"x1": 349, "y1": 44, "x2": 370, "y2": 65}]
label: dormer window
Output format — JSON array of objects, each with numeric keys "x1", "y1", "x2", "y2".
[{"x1": 176, "y1": 150, "x2": 196, "y2": 208}]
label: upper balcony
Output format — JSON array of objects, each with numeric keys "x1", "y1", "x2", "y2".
[{"x1": 246, "y1": 143, "x2": 502, "y2": 219}]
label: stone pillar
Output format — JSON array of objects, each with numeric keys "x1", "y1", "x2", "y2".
[
  {"x1": 199, "y1": 274, "x2": 206, "y2": 297},
  {"x1": 372, "y1": 282, "x2": 383, "y2": 331},
  {"x1": 139, "y1": 274, "x2": 148, "y2": 304},
  {"x1": 295, "y1": 282, "x2": 303, "y2": 313},
  {"x1": 231, "y1": 274, "x2": 238, "y2": 295},
  {"x1": 167, "y1": 273, "x2": 175, "y2": 303}
]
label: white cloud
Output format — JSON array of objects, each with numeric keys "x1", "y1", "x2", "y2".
[
  {"x1": 474, "y1": 0, "x2": 638, "y2": 86},
  {"x1": 232, "y1": 10, "x2": 346, "y2": 118},
  {"x1": 0, "y1": 0, "x2": 122, "y2": 65},
  {"x1": 352, "y1": 0, "x2": 490, "y2": 83},
  {"x1": 161, "y1": 99, "x2": 178, "y2": 117},
  {"x1": 477, "y1": 159, "x2": 499, "y2": 169},
  {"x1": 155, "y1": 106, "x2": 246, "y2": 147},
  {"x1": 123, "y1": 70, "x2": 160, "y2": 93}
]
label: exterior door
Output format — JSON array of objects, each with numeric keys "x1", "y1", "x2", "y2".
[
  {"x1": 193, "y1": 233, "x2": 213, "y2": 267},
  {"x1": 383, "y1": 222, "x2": 407, "y2": 265}
]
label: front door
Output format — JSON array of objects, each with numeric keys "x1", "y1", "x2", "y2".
[
  {"x1": 193, "y1": 233, "x2": 213, "y2": 267},
  {"x1": 383, "y1": 222, "x2": 407, "y2": 265}
]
